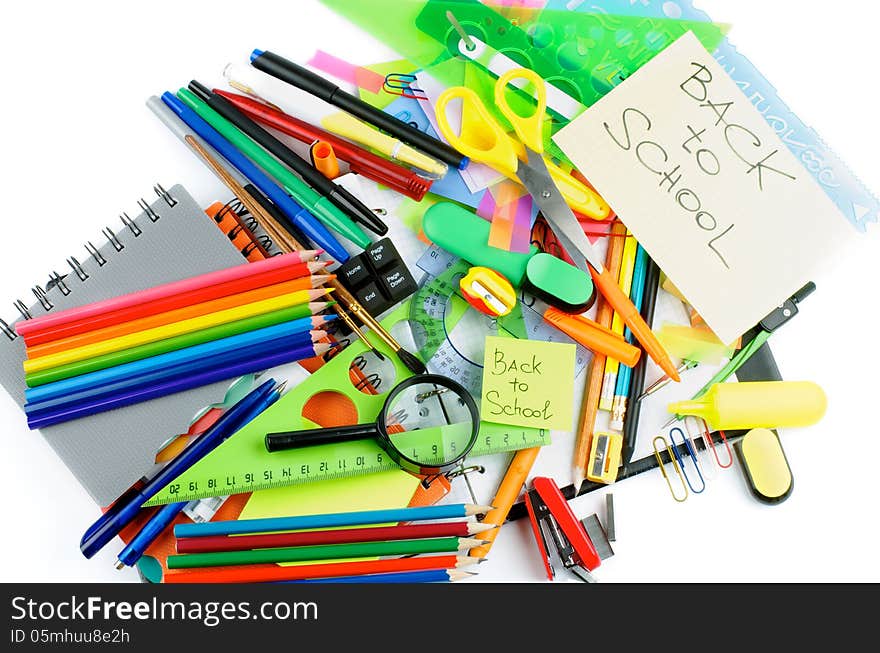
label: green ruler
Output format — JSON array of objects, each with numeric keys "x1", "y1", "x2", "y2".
[{"x1": 145, "y1": 302, "x2": 549, "y2": 506}]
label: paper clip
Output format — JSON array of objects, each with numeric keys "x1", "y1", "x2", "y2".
[
  {"x1": 701, "y1": 418, "x2": 734, "y2": 469},
  {"x1": 653, "y1": 436, "x2": 688, "y2": 503},
  {"x1": 684, "y1": 416, "x2": 717, "y2": 479},
  {"x1": 383, "y1": 73, "x2": 427, "y2": 101},
  {"x1": 669, "y1": 427, "x2": 705, "y2": 494}
]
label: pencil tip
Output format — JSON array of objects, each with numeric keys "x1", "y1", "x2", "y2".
[{"x1": 114, "y1": 560, "x2": 125, "y2": 570}]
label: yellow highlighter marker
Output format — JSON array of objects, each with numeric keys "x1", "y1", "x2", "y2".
[{"x1": 23, "y1": 288, "x2": 331, "y2": 374}]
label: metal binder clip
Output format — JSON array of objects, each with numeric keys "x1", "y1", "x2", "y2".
[
  {"x1": 137, "y1": 198, "x2": 161, "y2": 223},
  {"x1": 85, "y1": 241, "x2": 107, "y2": 266},
  {"x1": 153, "y1": 183, "x2": 177, "y2": 207},
  {"x1": 66, "y1": 256, "x2": 88, "y2": 282},
  {"x1": 119, "y1": 212, "x2": 142, "y2": 237},
  {"x1": 102, "y1": 227, "x2": 124, "y2": 252},
  {"x1": 653, "y1": 436, "x2": 689, "y2": 503},
  {"x1": 31, "y1": 285, "x2": 53, "y2": 311},
  {"x1": 525, "y1": 477, "x2": 603, "y2": 582}
]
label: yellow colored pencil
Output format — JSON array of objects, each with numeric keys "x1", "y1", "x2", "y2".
[
  {"x1": 599, "y1": 230, "x2": 638, "y2": 411},
  {"x1": 23, "y1": 288, "x2": 331, "y2": 374}
]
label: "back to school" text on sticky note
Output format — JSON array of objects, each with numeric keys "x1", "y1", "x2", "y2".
[{"x1": 481, "y1": 336, "x2": 575, "y2": 432}]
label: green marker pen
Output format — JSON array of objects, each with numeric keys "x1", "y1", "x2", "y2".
[{"x1": 176, "y1": 89, "x2": 371, "y2": 249}]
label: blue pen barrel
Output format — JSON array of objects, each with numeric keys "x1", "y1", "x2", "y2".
[{"x1": 116, "y1": 502, "x2": 187, "y2": 568}]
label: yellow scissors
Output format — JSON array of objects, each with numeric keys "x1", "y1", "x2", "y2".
[
  {"x1": 435, "y1": 68, "x2": 610, "y2": 221},
  {"x1": 435, "y1": 68, "x2": 680, "y2": 383}
]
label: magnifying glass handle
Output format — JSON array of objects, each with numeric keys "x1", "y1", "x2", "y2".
[{"x1": 265, "y1": 424, "x2": 380, "y2": 452}]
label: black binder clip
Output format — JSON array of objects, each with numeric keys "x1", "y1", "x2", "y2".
[{"x1": 525, "y1": 477, "x2": 613, "y2": 583}]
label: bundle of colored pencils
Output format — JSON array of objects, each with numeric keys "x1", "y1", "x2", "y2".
[
  {"x1": 18, "y1": 252, "x2": 336, "y2": 428},
  {"x1": 164, "y1": 503, "x2": 495, "y2": 583}
]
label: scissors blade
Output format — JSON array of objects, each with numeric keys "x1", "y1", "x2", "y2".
[{"x1": 517, "y1": 152, "x2": 606, "y2": 275}]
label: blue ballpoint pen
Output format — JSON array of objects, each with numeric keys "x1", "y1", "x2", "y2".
[
  {"x1": 115, "y1": 501, "x2": 187, "y2": 569},
  {"x1": 80, "y1": 378, "x2": 280, "y2": 559},
  {"x1": 159, "y1": 92, "x2": 350, "y2": 263}
]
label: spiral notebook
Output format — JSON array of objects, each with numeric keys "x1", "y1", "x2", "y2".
[{"x1": 0, "y1": 183, "x2": 250, "y2": 507}]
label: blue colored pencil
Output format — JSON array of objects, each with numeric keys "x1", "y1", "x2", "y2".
[
  {"x1": 611, "y1": 244, "x2": 649, "y2": 429},
  {"x1": 25, "y1": 316, "x2": 328, "y2": 404},
  {"x1": 160, "y1": 92, "x2": 349, "y2": 263},
  {"x1": 23, "y1": 334, "x2": 320, "y2": 415},
  {"x1": 26, "y1": 343, "x2": 328, "y2": 430},
  {"x1": 174, "y1": 503, "x2": 494, "y2": 538},
  {"x1": 288, "y1": 569, "x2": 470, "y2": 584}
]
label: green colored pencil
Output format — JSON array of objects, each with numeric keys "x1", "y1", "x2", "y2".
[
  {"x1": 166, "y1": 537, "x2": 487, "y2": 569},
  {"x1": 25, "y1": 302, "x2": 333, "y2": 386}
]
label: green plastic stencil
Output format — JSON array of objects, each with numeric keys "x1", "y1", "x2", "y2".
[
  {"x1": 320, "y1": 0, "x2": 727, "y2": 160},
  {"x1": 145, "y1": 301, "x2": 549, "y2": 506}
]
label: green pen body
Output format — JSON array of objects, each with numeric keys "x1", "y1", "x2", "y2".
[
  {"x1": 166, "y1": 536, "x2": 465, "y2": 569},
  {"x1": 176, "y1": 89, "x2": 370, "y2": 248}
]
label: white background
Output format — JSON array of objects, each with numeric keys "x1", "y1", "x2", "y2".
[{"x1": 0, "y1": 0, "x2": 878, "y2": 584}]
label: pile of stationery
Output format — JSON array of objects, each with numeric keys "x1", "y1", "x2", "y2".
[{"x1": 3, "y1": 0, "x2": 875, "y2": 584}]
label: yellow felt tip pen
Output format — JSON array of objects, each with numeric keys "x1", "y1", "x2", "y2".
[{"x1": 23, "y1": 288, "x2": 332, "y2": 374}]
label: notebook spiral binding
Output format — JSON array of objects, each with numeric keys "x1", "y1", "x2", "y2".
[{"x1": 0, "y1": 183, "x2": 179, "y2": 342}]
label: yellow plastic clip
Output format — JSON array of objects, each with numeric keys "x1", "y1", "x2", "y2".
[{"x1": 653, "y1": 435, "x2": 689, "y2": 503}]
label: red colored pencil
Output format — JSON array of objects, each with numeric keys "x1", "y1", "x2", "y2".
[
  {"x1": 164, "y1": 554, "x2": 481, "y2": 584},
  {"x1": 175, "y1": 521, "x2": 496, "y2": 554},
  {"x1": 19, "y1": 251, "x2": 324, "y2": 346},
  {"x1": 26, "y1": 271, "x2": 332, "y2": 358},
  {"x1": 215, "y1": 90, "x2": 433, "y2": 202}
]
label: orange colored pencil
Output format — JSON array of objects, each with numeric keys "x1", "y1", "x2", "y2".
[
  {"x1": 27, "y1": 269, "x2": 331, "y2": 358},
  {"x1": 20, "y1": 252, "x2": 324, "y2": 346},
  {"x1": 164, "y1": 554, "x2": 481, "y2": 584},
  {"x1": 572, "y1": 221, "x2": 628, "y2": 492}
]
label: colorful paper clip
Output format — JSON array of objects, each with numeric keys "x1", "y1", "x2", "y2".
[
  {"x1": 653, "y1": 435, "x2": 688, "y2": 503},
  {"x1": 669, "y1": 427, "x2": 705, "y2": 494},
  {"x1": 525, "y1": 477, "x2": 603, "y2": 582},
  {"x1": 701, "y1": 418, "x2": 734, "y2": 469},
  {"x1": 383, "y1": 73, "x2": 427, "y2": 100}
]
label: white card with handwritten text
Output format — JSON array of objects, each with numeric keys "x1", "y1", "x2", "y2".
[{"x1": 553, "y1": 32, "x2": 850, "y2": 344}]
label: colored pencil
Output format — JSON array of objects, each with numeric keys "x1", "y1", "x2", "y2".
[
  {"x1": 25, "y1": 327, "x2": 328, "y2": 406},
  {"x1": 600, "y1": 229, "x2": 639, "y2": 410},
  {"x1": 176, "y1": 521, "x2": 496, "y2": 554},
  {"x1": 25, "y1": 336, "x2": 322, "y2": 416},
  {"x1": 26, "y1": 272, "x2": 331, "y2": 358},
  {"x1": 16, "y1": 250, "x2": 321, "y2": 342},
  {"x1": 164, "y1": 554, "x2": 482, "y2": 584},
  {"x1": 175, "y1": 504, "x2": 494, "y2": 539},
  {"x1": 167, "y1": 537, "x2": 486, "y2": 569},
  {"x1": 25, "y1": 306, "x2": 332, "y2": 387},
  {"x1": 572, "y1": 221, "x2": 628, "y2": 493},
  {"x1": 26, "y1": 342, "x2": 331, "y2": 429},
  {"x1": 23, "y1": 288, "x2": 331, "y2": 374},
  {"x1": 610, "y1": 243, "x2": 649, "y2": 431},
  {"x1": 289, "y1": 569, "x2": 474, "y2": 584}
]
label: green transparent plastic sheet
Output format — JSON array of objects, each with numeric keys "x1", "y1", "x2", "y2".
[{"x1": 321, "y1": 0, "x2": 727, "y2": 162}]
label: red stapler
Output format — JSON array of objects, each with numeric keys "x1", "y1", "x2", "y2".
[{"x1": 525, "y1": 476, "x2": 607, "y2": 583}]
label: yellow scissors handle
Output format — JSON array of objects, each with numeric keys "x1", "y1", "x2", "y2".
[
  {"x1": 435, "y1": 86, "x2": 520, "y2": 179},
  {"x1": 494, "y1": 67, "x2": 548, "y2": 154}
]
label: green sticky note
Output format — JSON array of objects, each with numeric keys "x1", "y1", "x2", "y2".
[{"x1": 481, "y1": 336, "x2": 576, "y2": 432}]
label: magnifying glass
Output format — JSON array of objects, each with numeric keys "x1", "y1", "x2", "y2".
[{"x1": 265, "y1": 374, "x2": 480, "y2": 476}]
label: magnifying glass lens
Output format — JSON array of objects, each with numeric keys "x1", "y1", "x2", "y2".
[{"x1": 384, "y1": 382, "x2": 476, "y2": 467}]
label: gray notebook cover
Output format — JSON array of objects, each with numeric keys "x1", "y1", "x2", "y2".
[{"x1": 0, "y1": 184, "x2": 248, "y2": 506}]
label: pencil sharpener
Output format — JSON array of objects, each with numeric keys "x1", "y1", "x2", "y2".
[{"x1": 459, "y1": 267, "x2": 517, "y2": 318}]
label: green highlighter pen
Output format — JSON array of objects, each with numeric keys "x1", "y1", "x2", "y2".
[{"x1": 176, "y1": 88, "x2": 371, "y2": 249}]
